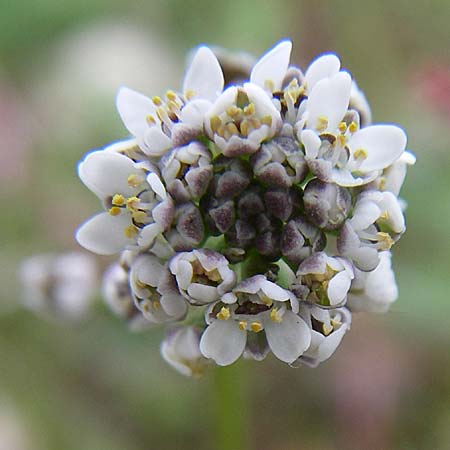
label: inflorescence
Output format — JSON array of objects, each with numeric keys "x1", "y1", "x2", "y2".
[{"x1": 76, "y1": 40, "x2": 415, "y2": 376}]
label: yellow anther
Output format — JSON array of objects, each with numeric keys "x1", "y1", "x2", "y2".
[
  {"x1": 377, "y1": 232, "x2": 394, "y2": 250},
  {"x1": 337, "y1": 134, "x2": 347, "y2": 147},
  {"x1": 226, "y1": 122, "x2": 240, "y2": 136},
  {"x1": 261, "y1": 295, "x2": 273, "y2": 306},
  {"x1": 166, "y1": 90, "x2": 177, "y2": 101},
  {"x1": 167, "y1": 100, "x2": 179, "y2": 111},
  {"x1": 112, "y1": 194, "x2": 125, "y2": 206},
  {"x1": 126, "y1": 196, "x2": 140, "y2": 209},
  {"x1": 260, "y1": 115, "x2": 273, "y2": 127},
  {"x1": 132, "y1": 210, "x2": 147, "y2": 223},
  {"x1": 316, "y1": 115, "x2": 328, "y2": 132},
  {"x1": 238, "y1": 321, "x2": 247, "y2": 331},
  {"x1": 323, "y1": 323, "x2": 334, "y2": 336},
  {"x1": 348, "y1": 121, "x2": 358, "y2": 133},
  {"x1": 379, "y1": 211, "x2": 390, "y2": 221},
  {"x1": 184, "y1": 89, "x2": 196, "y2": 100},
  {"x1": 216, "y1": 307, "x2": 231, "y2": 321},
  {"x1": 210, "y1": 115, "x2": 222, "y2": 134},
  {"x1": 338, "y1": 122, "x2": 348, "y2": 133},
  {"x1": 124, "y1": 225, "x2": 138, "y2": 239},
  {"x1": 243, "y1": 102, "x2": 255, "y2": 116},
  {"x1": 152, "y1": 300, "x2": 161, "y2": 310},
  {"x1": 146, "y1": 114, "x2": 156, "y2": 125},
  {"x1": 353, "y1": 148, "x2": 368, "y2": 160},
  {"x1": 270, "y1": 308, "x2": 283, "y2": 323},
  {"x1": 330, "y1": 318, "x2": 342, "y2": 329},
  {"x1": 240, "y1": 119, "x2": 250, "y2": 137},
  {"x1": 152, "y1": 96, "x2": 162, "y2": 106},
  {"x1": 378, "y1": 177, "x2": 386, "y2": 191},
  {"x1": 127, "y1": 174, "x2": 143, "y2": 188},
  {"x1": 250, "y1": 321, "x2": 263, "y2": 333},
  {"x1": 226, "y1": 105, "x2": 241, "y2": 117},
  {"x1": 108, "y1": 206, "x2": 121, "y2": 216},
  {"x1": 264, "y1": 79, "x2": 275, "y2": 92}
]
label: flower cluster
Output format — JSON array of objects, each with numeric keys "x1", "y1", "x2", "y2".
[{"x1": 76, "y1": 40, "x2": 414, "y2": 376}]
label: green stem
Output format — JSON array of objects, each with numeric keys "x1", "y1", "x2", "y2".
[{"x1": 212, "y1": 361, "x2": 250, "y2": 450}]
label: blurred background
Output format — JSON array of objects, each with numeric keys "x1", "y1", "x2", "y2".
[{"x1": 1, "y1": 0, "x2": 449, "y2": 449}]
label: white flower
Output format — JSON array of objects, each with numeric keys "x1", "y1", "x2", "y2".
[
  {"x1": 130, "y1": 254, "x2": 188, "y2": 323},
  {"x1": 19, "y1": 252, "x2": 97, "y2": 321},
  {"x1": 295, "y1": 305, "x2": 352, "y2": 367},
  {"x1": 347, "y1": 251, "x2": 398, "y2": 313},
  {"x1": 371, "y1": 150, "x2": 416, "y2": 196},
  {"x1": 161, "y1": 326, "x2": 209, "y2": 377},
  {"x1": 76, "y1": 148, "x2": 173, "y2": 255},
  {"x1": 116, "y1": 46, "x2": 224, "y2": 154},
  {"x1": 295, "y1": 252, "x2": 354, "y2": 307},
  {"x1": 169, "y1": 249, "x2": 236, "y2": 305},
  {"x1": 204, "y1": 83, "x2": 282, "y2": 157},
  {"x1": 297, "y1": 66, "x2": 407, "y2": 186},
  {"x1": 338, "y1": 190, "x2": 405, "y2": 271},
  {"x1": 199, "y1": 275, "x2": 311, "y2": 366},
  {"x1": 102, "y1": 262, "x2": 152, "y2": 332}
]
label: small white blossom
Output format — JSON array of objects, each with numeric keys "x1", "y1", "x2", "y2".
[
  {"x1": 295, "y1": 304, "x2": 352, "y2": 367},
  {"x1": 169, "y1": 249, "x2": 236, "y2": 305},
  {"x1": 204, "y1": 83, "x2": 282, "y2": 157},
  {"x1": 130, "y1": 254, "x2": 188, "y2": 323},
  {"x1": 161, "y1": 326, "x2": 209, "y2": 377},
  {"x1": 116, "y1": 46, "x2": 224, "y2": 155},
  {"x1": 295, "y1": 252, "x2": 354, "y2": 307},
  {"x1": 338, "y1": 190, "x2": 405, "y2": 271},
  {"x1": 200, "y1": 275, "x2": 311, "y2": 366},
  {"x1": 19, "y1": 252, "x2": 97, "y2": 321},
  {"x1": 76, "y1": 148, "x2": 173, "y2": 255},
  {"x1": 347, "y1": 251, "x2": 398, "y2": 313},
  {"x1": 102, "y1": 262, "x2": 152, "y2": 332}
]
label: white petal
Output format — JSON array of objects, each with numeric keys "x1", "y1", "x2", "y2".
[
  {"x1": 183, "y1": 46, "x2": 224, "y2": 102},
  {"x1": 200, "y1": 320, "x2": 246, "y2": 366},
  {"x1": 143, "y1": 127, "x2": 172, "y2": 156},
  {"x1": 250, "y1": 40, "x2": 292, "y2": 91},
  {"x1": 306, "y1": 71, "x2": 352, "y2": 132},
  {"x1": 146, "y1": 172, "x2": 167, "y2": 199},
  {"x1": 260, "y1": 280, "x2": 290, "y2": 302},
  {"x1": 300, "y1": 129, "x2": 321, "y2": 159},
  {"x1": 116, "y1": 87, "x2": 155, "y2": 137},
  {"x1": 161, "y1": 294, "x2": 188, "y2": 318},
  {"x1": 317, "y1": 324, "x2": 348, "y2": 363},
  {"x1": 348, "y1": 125, "x2": 407, "y2": 172},
  {"x1": 331, "y1": 168, "x2": 379, "y2": 187},
  {"x1": 264, "y1": 311, "x2": 311, "y2": 363},
  {"x1": 350, "y1": 200, "x2": 381, "y2": 230},
  {"x1": 327, "y1": 271, "x2": 351, "y2": 306},
  {"x1": 304, "y1": 54, "x2": 341, "y2": 92},
  {"x1": 137, "y1": 223, "x2": 162, "y2": 249},
  {"x1": 76, "y1": 212, "x2": 132, "y2": 255},
  {"x1": 78, "y1": 151, "x2": 140, "y2": 199},
  {"x1": 187, "y1": 283, "x2": 219, "y2": 304},
  {"x1": 136, "y1": 255, "x2": 163, "y2": 286},
  {"x1": 180, "y1": 99, "x2": 212, "y2": 128}
]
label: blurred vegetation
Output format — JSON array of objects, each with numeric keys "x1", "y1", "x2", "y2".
[{"x1": 0, "y1": 1, "x2": 449, "y2": 449}]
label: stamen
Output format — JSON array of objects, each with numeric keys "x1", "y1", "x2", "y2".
[
  {"x1": 348, "y1": 121, "x2": 358, "y2": 133},
  {"x1": 127, "y1": 174, "x2": 143, "y2": 188},
  {"x1": 152, "y1": 96, "x2": 162, "y2": 106},
  {"x1": 260, "y1": 115, "x2": 273, "y2": 127},
  {"x1": 210, "y1": 115, "x2": 222, "y2": 134},
  {"x1": 216, "y1": 307, "x2": 230, "y2": 321},
  {"x1": 124, "y1": 225, "x2": 138, "y2": 239},
  {"x1": 377, "y1": 232, "x2": 394, "y2": 250},
  {"x1": 353, "y1": 148, "x2": 368, "y2": 160},
  {"x1": 323, "y1": 323, "x2": 333, "y2": 336},
  {"x1": 108, "y1": 206, "x2": 121, "y2": 216},
  {"x1": 338, "y1": 122, "x2": 348, "y2": 133},
  {"x1": 112, "y1": 194, "x2": 125, "y2": 206},
  {"x1": 316, "y1": 115, "x2": 328, "y2": 132},
  {"x1": 250, "y1": 321, "x2": 263, "y2": 333},
  {"x1": 238, "y1": 321, "x2": 247, "y2": 331},
  {"x1": 166, "y1": 90, "x2": 177, "y2": 101},
  {"x1": 270, "y1": 308, "x2": 283, "y2": 323}
]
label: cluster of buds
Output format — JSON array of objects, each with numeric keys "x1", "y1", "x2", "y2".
[{"x1": 76, "y1": 40, "x2": 414, "y2": 376}]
